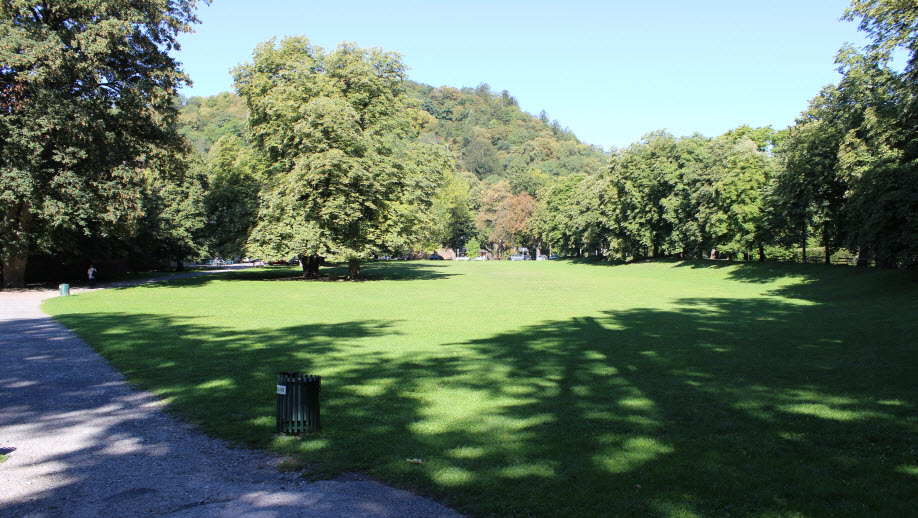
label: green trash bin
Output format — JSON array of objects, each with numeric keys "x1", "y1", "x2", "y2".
[
  {"x1": 276, "y1": 372, "x2": 321, "y2": 434},
  {"x1": 59, "y1": 284, "x2": 70, "y2": 296}
]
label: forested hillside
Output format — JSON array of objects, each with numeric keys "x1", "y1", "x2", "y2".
[
  {"x1": 174, "y1": 26, "x2": 918, "y2": 269},
  {"x1": 178, "y1": 92, "x2": 248, "y2": 154},
  {"x1": 178, "y1": 81, "x2": 606, "y2": 186},
  {"x1": 177, "y1": 78, "x2": 611, "y2": 263},
  {"x1": 407, "y1": 82, "x2": 606, "y2": 182}
]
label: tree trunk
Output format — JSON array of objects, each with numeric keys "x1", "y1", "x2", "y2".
[
  {"x1": 129, "y1": 248, "x2": 140, "y2": 275},
  {"x1": 823, "y1": 221, "x2": 831, "y2": 264},
  {"x1": 300, "y1": 255, "x2": 322, "y2": 278},
  {"x1": 176, "y1": 256, "x2": 185, "y2": 272},
  {"x1": 348, "y1": 258, "x2": 361, "y2": 280},
  {"x1": 1, "y1": 255, "x2": 27, "y2": 289},
  {"x1": 856, "y1": 247, "x2": 872, "y2": 267},
  {"x1": 801, "y1": 223, "x2": 807, "y2": 264},
  {"x1": 652, "y1": 243, "x2": 660, "y2": 258},
  {"x1": 2, "y1": 200, "x2": 32, "y2": 289},
  {"x1": 758, "y1": 242, "x2": 765, "y2": 262}
]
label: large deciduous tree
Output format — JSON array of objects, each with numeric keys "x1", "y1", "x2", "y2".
[
  {"x1": 0, "y1": 0, "x2": 203, "y2": 288},
  {"x1": 845, "y1": 0, "x2": 918, "y2": 75},
  {"x1": 234, "y1": 37, "x2": 449, "y2": 279},
  {"x1": 841, "y1": 2, "x2": 918, "y2": 268},
  {"x1": 774, "y1": 42, "x2": 918, "y2": 268},
  {"x1": 474, "y1": 180, "x2": 512, "y2": 256},
  {"x1": 202, "y1": 136, "x2": 262, "y2": 260},
  {"x1": 137, "y1": 158, "x2": 208, "y2": 271}
]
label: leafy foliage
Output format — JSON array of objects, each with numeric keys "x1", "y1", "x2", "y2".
[
  {"x1": 407, "y1": 82, "x2": 607, "y2": 184},
  {"x1": 234, "y1": 37, "x2": 450, "y2": 277},
  {"x1": 0, "y1": 0, "x2": 204, "y2": 287},
  {"x1": 202, "y1": 136, "x2": 262, "y2": 260},
  {"x1": 178, "y1": 92, "x2": 248, "y2": 154}
]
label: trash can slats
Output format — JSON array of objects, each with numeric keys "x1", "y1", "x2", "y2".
[{"x1": 276, "y1": 372, "x2": 320, "y2": 434}]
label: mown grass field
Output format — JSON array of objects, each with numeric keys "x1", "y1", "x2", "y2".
[{"x1": 43, "y1": 260, "x2": 918, "y2": 517}]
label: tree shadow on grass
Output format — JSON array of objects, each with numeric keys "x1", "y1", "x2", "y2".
[
  {"x1": 402, "y1": 295, "x2": 918, "y2": 516},
  {"x1": 0, "y1": 312, "x2": 465, "y2": 518},
  {"x1": 116, "y1": 262, "x2": 458, "y2": 291},
  {"x1": 43, "y1": 282, "x2": 918, "y2": 517},
  {"x1": 568, "y1": 256, "x2": 918, "y2": 292},
  {"x1": 669, "y1": 258, "x2": 918, "y2": 290},
  {"x1": 559, "y1": 256, "x2": 826, "y2": 285},
  {"x1": 43, "y1": 312, "x2": 402, "y2": 444}
]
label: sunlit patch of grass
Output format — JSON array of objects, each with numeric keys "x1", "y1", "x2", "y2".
[
  {"x1": 42, "y1": 260, "x2": 918, "y2": 517},
  {"x1": 781, "y1": 403, "x2": 872, "y2": 421},
  {"x1": 597, "y1": 436, "x2": 675, "y2": 474}
]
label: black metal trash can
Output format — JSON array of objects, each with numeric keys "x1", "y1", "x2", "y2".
[{"x1": 276, "y1": 372, "x2": 321, "y2": 434}]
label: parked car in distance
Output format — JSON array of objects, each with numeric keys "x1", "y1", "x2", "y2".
[
  {"x1": 288, "y1": 258, "x2": 300, "y2": 266},
  {"x1": 429, "y1": 253, "x2": 444, "y2": 260},
  {"x1": 510, "y1": 254, "x2": 531, "y2": 261},
  {"x1": 549, "y1": 254, "x2": 560, "y2": 260},
  {"x1": 454, "y1": 256, "x2": 470, "y2": 261},
  {"x1": 536, "y1": 255, "x2": 548, "y2": 261}
]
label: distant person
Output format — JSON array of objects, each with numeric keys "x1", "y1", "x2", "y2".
[
  {"x1": 710, "y1": 248, "x2": 717, "y2": 260},
  {"x1": 87, "y1": 264, "x2": 97, "y2": 287}
]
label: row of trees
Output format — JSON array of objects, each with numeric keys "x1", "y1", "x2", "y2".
[
  {"x1": 180, "y1": 43, "x2": 609, "y2": 276},
  {"x1": 527, "y1": 129, "x2": 779, "y2": 261},
  {"x1": 462, "y1": 2, "x2": 918, "y2": 268},
  {"x1": 2, "y1": 0, "x2": 916, "y2": 288}
]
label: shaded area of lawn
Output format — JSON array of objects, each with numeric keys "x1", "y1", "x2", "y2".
[
  {"x1": 46, "y1": 262, "x2": 918, "y2": 517},
  {"x1": 112, "y1": 262, "x2": 457, "y2": 291}
]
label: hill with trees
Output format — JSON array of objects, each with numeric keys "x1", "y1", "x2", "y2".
[
  {"x1": 4, "y1": 0, "x2": 917, "y2": 288},
  {"x1": 177, "y1": 92, "x2": 248, "y2": 154},
  {"x1": 177, "y1": 80, "x2": 607, "y2": 186},
  {"x1": 168, "y1": 0, "x2": 918, "y2": 271},
  {"x1": 175, "y1": 75, "x2": 611, "y2": 265}
]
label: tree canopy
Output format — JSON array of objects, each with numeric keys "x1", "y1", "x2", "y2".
[
  {"x1": 234, "y1": 37, "x2": 450, "y2": 278},
  {"x1": 0, "y1": 0, "x2": 204, "y2": 287},
  {"x1": 7, "y1": 0, "x2": 918, "y2": 286}
]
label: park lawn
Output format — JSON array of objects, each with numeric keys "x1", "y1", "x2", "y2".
[{"x1": 43, "y1": 260, "x2": 918, "y2": 517}]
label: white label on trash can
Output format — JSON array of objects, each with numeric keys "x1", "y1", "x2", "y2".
[{"x1": 276, "y1": 385, "x2": 286, "y2": 395}]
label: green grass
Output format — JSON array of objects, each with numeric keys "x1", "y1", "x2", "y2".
[{"x1": 43, "y1": 260, "x2": 918, "y2": 517}]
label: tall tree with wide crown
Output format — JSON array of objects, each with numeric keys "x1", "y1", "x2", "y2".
[
  {"x1": 0, "y1": 0, "x2": 205, "y2": 288},
  {"x1": 234, "y1": 37, "x2": 449, "y2": 279}
]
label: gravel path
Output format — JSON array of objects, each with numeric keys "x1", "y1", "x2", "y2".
[{"x1": 0, "y1": 269, "x2": 462, "y2": 518}]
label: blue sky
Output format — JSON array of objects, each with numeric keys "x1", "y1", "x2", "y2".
[{"x1": 176, "y1": 0, "x2": 870, "y2": 149}]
